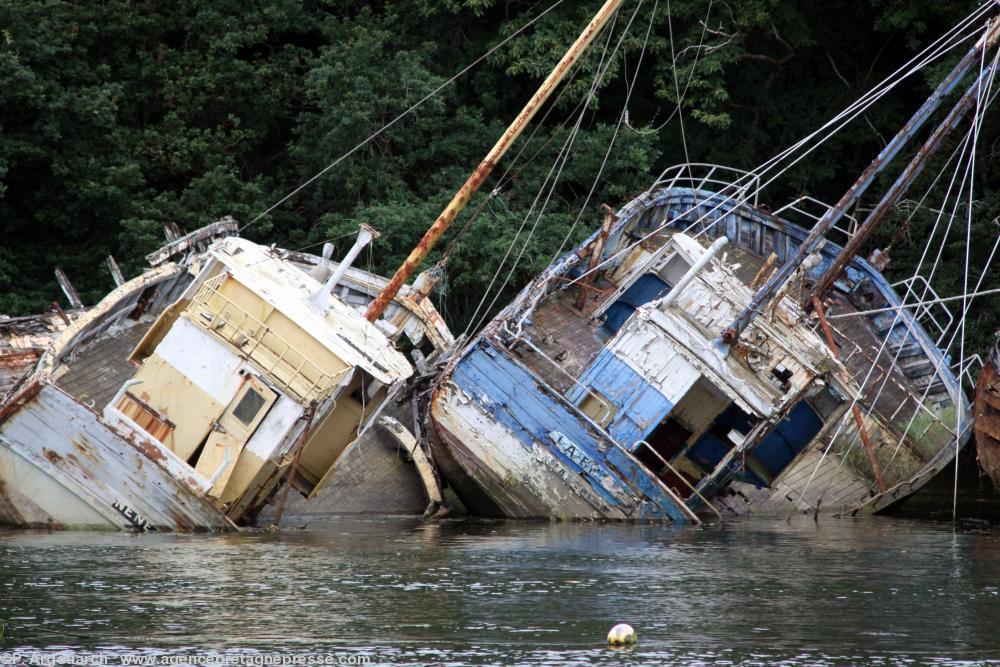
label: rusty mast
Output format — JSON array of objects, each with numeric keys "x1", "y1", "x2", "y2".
[{"x1": 365, "y1": 0, "x2": 627, "y2": 323}]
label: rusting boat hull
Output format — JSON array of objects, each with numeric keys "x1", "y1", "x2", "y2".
[{"x1": 974, "y1": 349, "x2": 1000, "y2": 490}]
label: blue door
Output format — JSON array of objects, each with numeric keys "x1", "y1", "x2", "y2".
[
  {"x1": 603, "y1": 274, "x2": 671, "y2": 335},
  {"x1": 751, "y1": 402, "x2": 823, "y2": 478}
]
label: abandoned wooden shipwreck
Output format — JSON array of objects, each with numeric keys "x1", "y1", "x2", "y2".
[
  {"x1": 2, "y1": 0, "x2": 996, "y2": 531},
  {"x1": 0, "y1": 222, "x2": 454, "y2": 530},
  {"x1": 414, "y1": 3, "x2": 996, "y2": 522},
  {"x1": 428, "y1": 167, "x2": 972, "y2": 521}
]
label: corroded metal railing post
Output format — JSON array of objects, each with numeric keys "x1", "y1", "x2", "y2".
[
  {"x1": 366, "y1": 0, "x2": 626, "y2": 322},
  {"x1": 812, "y1": 296, "x2": 889, "y2": 494}
]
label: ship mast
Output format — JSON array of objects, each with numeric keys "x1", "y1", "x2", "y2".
[
  {"x1": 366, "y1": 0, "x2": 626, "y2": 322},
  {"x1": 807, "y1": 37, "x2": 999, "y2": 305},
  {"x1": 721, "y1": 17, "x2": 1000, "y2": 344}
]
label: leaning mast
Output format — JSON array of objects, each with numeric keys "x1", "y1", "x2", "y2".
[
  {"x1": 365, "y1": 0, "x2": 626, "y2": 322},
  {"x1": 722, "y1": 17, "x2": 1000, "y2": 343}
]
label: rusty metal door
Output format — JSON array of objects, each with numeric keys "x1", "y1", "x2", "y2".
[{"x1": 195, "y1": 375, "x2": 277, "y2": 498}]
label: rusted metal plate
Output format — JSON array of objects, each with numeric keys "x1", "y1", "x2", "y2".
[{"x1": 974, "y1": 360, "x2": 1000, "y2": 490}]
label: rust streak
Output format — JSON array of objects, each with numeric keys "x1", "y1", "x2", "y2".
[
  {"x1": 132, "y1": 437, "x2": 168, "y2": 464},
  {"x1": 365, "y1": 0, "x2": 626, "y2": 322},
  {"x1": 974, "y1": 360, "x2": 1000, "y2": 490},
  {"x1": 813, "y1": 296, "x2": 888, "y2": 494},
  {"x1": 0, "y1": 480, "x2": 27, "y2": 525},
  {"x1": 0, "y1": 380, "x2": 42, "y2": 427}
]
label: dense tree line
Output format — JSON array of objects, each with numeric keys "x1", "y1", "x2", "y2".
[{"x1": 1, "y1": 0, "x2": 997, "y2": 356}]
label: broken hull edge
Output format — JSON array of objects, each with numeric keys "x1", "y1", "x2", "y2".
[
  {"x1": 428, "y1": 342, "x2": 693, "y2": 524},
  {"x1": 0, "y1": 384, "x2": 232, "y2": 531}
]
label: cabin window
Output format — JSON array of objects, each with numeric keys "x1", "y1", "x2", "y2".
[
  {"x1": 233, "y1": 388, "x2": 267, "y2": 426},
  {"x1": 747, "y1": 402, "x2": 823, "y2": 482},
  {"x1": 578, "y1": 390, "x2": 617, "y2": 427}
]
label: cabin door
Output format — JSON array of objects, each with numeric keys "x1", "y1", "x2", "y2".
[{"x1": 195, "y1": 375, "x2": 277, "y2": 498}]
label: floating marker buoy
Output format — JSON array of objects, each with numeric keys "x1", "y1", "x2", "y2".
[{"x1": 607, "y1": 623, "x2": 637, "y2": 646}]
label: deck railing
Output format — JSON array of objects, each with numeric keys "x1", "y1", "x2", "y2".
[
  {"x1": 188, "y1": 273, "x2": 348, "y2": 403},
  {"x1": 891, "y1": 275, "x2": 954, "y2": 347},
  {"x1": 772, "y1": 196, "x2": 859, "y2": 245},
  {"x1": 653, "y1": 163, "x2": 761, "y2": 207}
]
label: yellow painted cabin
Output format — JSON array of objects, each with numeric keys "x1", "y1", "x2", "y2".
[{"x1": 108, "y1": 237, "x2": 413, "y2": 521}]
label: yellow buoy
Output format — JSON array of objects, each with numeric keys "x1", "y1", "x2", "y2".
[{"x1": 607, "y1": 623, "x2": 637, "y2": 646}]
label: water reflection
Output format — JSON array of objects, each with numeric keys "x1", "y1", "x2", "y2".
[{"x1": 1, "y1": 517, "x2": 999, "y2": 665}]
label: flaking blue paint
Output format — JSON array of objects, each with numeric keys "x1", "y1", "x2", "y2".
[
  {"x1": 567, "y1": 348, "x2": 674, "y2": 448},
  {"x1": 451, "y1": 341, "x2": 691, "y2": 523}
]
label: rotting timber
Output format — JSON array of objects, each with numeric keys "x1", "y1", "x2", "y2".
[
  {"x1": 0, "y1": 222, "x2": 455, "y2": 531},
  {"x1": 416, "y1": 12, "x2": 998, "y2": 522}
]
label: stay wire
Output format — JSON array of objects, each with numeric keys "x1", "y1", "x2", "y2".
[
  {"x1": 239, "y1": 0, "x2": 570, "y2": 234},
  {"x1": 548, "y1": 0, "x2": 661, "y2": 264},
  {"x1": 802, "y1": 57, "x2": 1000, "y2": 507},
  {"x1": 463, "y1": 0, "x2": 649, "y2": 337},
  {"x1": 560, "y1": 9, "x2": 991, "y2": 292},
  {"x1": 440, "y1": 8, "x2": 622, "y2": 264}
]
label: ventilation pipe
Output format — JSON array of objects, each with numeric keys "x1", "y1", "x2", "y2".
[
  {"x1": 306, "y1": 242, "x2": 336, "y2": 282},
  {"x1": 659, "y1": 237, "x2": 729, "y2": 310},
  {"x1": 309, "y1": 225, "x2": 379, "y2": 310}
]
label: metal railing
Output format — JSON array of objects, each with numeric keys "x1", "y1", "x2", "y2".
[
  {"x1": 633, "y1": 439, "x2": 723, "y2": 520},
  {"x1": 891, "y1": 275, "x2": 954, "y2": 347},
  {"x1": 653, "y1": 163, "x2": 761, "y2": 207},
  {"x1": 773, "y1": 196, "x2": 860, "y2": 243},
  {"x1": 188, "y1": 273, "x2": 349, "y2": 403},
  {"x1": 953, "y1": 353, "x2": 983, "y2": 389}
]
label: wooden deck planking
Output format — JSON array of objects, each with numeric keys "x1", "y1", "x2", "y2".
[{"x1": 55, "y1": 324, "x2": 151, "y2": 409}]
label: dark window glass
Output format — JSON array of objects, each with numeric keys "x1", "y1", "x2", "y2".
[{"x1": 233, "y1": 389, "x2": 266, "y2": 426}]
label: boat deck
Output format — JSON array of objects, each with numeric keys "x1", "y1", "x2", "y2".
[
  {"x1": 54, "y1": 323, "x2": 150, "y2": 410},
  {"x1": 516, "y1": 284, "x2": 614, "y2": 394},
  {"x1": 512, "y1": 227, "x2": 956, "y2": 490},
  {"x1": 728, "y1": 244, "x2": 948, "y2": 408}
]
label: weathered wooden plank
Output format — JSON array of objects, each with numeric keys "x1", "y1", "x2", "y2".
[
  {"x1": 106, "y1": 255, "x2": 125, "y2": 287},
  {"x1": 0, "y1": 384, "x2": 230, "y2": 530},
  {"x1": 54, "y1": 268, "x2": 84, "y2": 309}
]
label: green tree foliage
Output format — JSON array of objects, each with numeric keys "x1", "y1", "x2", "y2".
[{"x1": 1, "y1": 0, "x2": 996, "y2": 354}]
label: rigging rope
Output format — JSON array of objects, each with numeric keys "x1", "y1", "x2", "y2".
[
  {"x1": 547, "y1": 0, "x2": 663, "y2": 265},
  {"x1": 239, "y1": 0, "x2": 570, "y2": 234},
  {"x1": 798, "y1": 49, "x2": 1000, "y2": 509},
  {"x1": 665, "y1": 0, "x2": 691, "y2": 164},
  {"x1": 625, "y1": 0, "x2": 716, "y2": 135},
  {"x1": 558, "y1": 6, "x2": 993, "y2": 291},
  {"x1": 438, "y1": 7, "x2": 622, "y2": 266},
  {"x1": 463, "y1": 0, "x2": 649, "y2": 337}
]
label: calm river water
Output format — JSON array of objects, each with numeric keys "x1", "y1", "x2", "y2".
[{"x1": 1, "y1": 517, "x2": 999, "y2": 665}]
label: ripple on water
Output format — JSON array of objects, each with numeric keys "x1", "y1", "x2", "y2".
[{"x1": 1, "y1": 517, "x2": 999, "y2": 665}]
